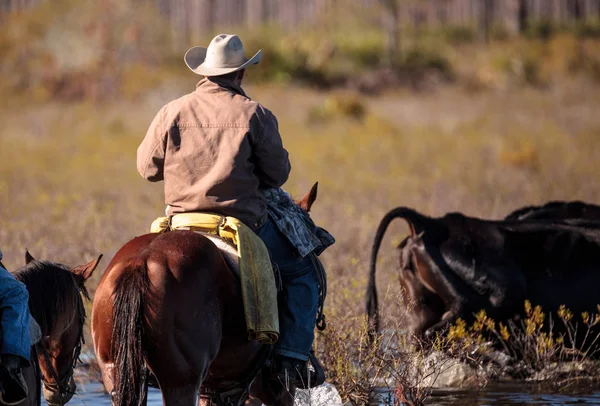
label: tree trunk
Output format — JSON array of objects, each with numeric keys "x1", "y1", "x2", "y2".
[
  {"x1": 437, "y1": 0, "x2": 448, "y2": 26},
  {"x1": 504, "y1": 0, "x2": 521, "y2": 37},
  {"x1": 518, "y1": 0, "x2": 529, "y2": 34},
  {"x1": 541, "y1": 0, "x2": 552, "y2": 20},
  {"x1": 246, "y1": 0, "x2": 268, "y2": 26},
  {"x1": 568, "y1": 0, "x2": 583, "y2": 21},
  {"x1": 380, "y1": 0, "x2": 400, "y2": 69},
  {"x1": 477, "y1": 0, "x2": 494, "y2": 43}
]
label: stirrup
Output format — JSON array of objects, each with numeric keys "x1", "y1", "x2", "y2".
[
  {"x1": 274, "y1": 352, "x2": 325, "y2": 389},
  {"x1": 308, "y1": 351, "x2": 325, "y2": 387},
  {"x1": 0, "y1": 366, "x2": 28, "y2": 405}
]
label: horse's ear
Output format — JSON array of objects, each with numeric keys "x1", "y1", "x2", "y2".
[
  {"x1": 71, "y1": 254, "x2": 103, "y2": 280},
  {"x1": 25, "y1": 249, "x2": 35, "y2": 264},
  {"x1": 296, "y1": 182, "x2": 319, "y2": 212}
]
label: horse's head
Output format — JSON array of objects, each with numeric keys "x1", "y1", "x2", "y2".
[
  {"x1": 294, "y1": 182, "x2": 318, "y2": 212},
  {"x1": 16, "y1": 250, "x2": 102, "y2": 405}
]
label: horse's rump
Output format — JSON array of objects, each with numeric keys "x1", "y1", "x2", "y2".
[
  {"x1": 94, "y1": 231, "x2": 249, "y2": 405},
  {"x1": 151, "y1": 213, "x2": 280, "y2": 344}
]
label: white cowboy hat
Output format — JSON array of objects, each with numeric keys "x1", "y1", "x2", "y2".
[{"x1": 184, "y1": 34, "x2": 262, "y2": 76}]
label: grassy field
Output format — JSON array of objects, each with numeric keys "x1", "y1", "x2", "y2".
[
  {"x1": 2, "y1": 2, "x2": 600, "y2": 400},
  {"x1": 2, "y1": 75, "x2": 600, "y2": 397},
  {"x1": 4, "y1": 76, "x2": 599, "y2": 278}
]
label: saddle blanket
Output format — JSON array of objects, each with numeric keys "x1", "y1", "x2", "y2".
[{"x1": 151, "y1": 213, "x2": 279, "y2": 344}]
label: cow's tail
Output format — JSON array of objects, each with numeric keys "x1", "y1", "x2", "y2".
[
  {"x1": 111, "y1": 258, "x2": 150, "y2": 406},
  {"x1": 366, "y1": 207, "x2": 427, "y2": 343}
]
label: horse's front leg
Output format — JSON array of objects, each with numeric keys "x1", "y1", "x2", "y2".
[{"x1": 161, "y1": 386, "x2": 198, "y2": 406}]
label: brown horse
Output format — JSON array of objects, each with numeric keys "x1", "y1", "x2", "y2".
[
  {"x1": 7, "y1": 251, "x2": 101, "y2": 406},
  {"x1": 92, "y1": 185, "x2": 320, "y2": 406}
]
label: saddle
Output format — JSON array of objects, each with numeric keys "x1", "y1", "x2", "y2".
[
  {"x1": 151, "y1": 212, "x2": 280, "y2": 344},
  {"x1": 199, "y1": 232, "x2": 240, "y2": 278}
]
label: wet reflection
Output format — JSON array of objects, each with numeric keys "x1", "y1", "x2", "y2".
[{"x1": 40, "y1": 381, "x2": 600, "y2": 405}]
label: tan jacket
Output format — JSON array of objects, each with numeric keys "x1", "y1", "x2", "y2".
[{"x1": 137, "y1": 78, "x2": 291, "y2": 229}]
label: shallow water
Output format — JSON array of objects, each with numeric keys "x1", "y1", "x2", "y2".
[
  {"x1": 426, "y1": 384, "x2": 600, "y2": 405},
  {"x1": 40, "y1": 381, "x2": 600, "y2": 405},
  {"x1": 40, "y1": 382, "x2": 164, "y2": 405}
]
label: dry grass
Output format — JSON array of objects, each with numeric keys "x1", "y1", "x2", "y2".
[
  {"x1": 2, "y1": 2, "x2": 600, "y2": 403},
  {"x1": 1, "y1": 75, "x2": 600, "y2": 402},
  {"x1": 441, "y1": 302, "x2": 600, "y2": 385}
]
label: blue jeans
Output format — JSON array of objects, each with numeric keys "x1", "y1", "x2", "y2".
[
  {"x1": 255, "y1": 218, "x2": 319, "y2": 361},
  {"x1": 0, "y1": 265, "x2": 30, "y2": 363}
]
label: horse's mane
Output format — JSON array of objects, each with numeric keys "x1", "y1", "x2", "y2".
[{"x1": 12, "y1": 260, "x2": 87, "y2": 337}]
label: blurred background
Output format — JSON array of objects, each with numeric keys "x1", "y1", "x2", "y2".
[{"x1": 1, "y1": 0, "x2": 600, "y2": 397}]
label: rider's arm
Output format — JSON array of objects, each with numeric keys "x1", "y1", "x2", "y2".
[
  {"x1": 137, "y1": 108, "x2": 168, "y2": 182},
  {"x1": 251, "y1": 107, "x2": 291, "y2": 189}
]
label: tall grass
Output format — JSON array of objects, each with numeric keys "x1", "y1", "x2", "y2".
[
  {"x1": 2, "y1": 77, "x2": 600, "y2": 401},
  {"x1": 2, "y1": 1, "x2": 600, "y2": 402}
]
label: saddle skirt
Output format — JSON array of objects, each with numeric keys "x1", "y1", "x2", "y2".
[
  {"x1": 198, "y1": 232, "x2": 240, "y2": 278},
  {"x1": 150, "y1": 212, "x2": 279, "y2": 344}
]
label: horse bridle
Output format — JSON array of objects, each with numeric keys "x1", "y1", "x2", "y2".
[{"x1": 34, "y1": 274, "x2": 86, "y2": 403}]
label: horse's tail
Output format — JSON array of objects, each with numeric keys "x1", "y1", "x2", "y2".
[
  {"x1": 111, "y1": 257, "x2": 150, "y2": 406},
  {"x1": 366, "y1": 207, "x2": 427, "y2": 342}
]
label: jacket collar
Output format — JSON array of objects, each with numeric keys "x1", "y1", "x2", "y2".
[{"x1": 196, "y1": 77, "x2": 248, "y2": 98}]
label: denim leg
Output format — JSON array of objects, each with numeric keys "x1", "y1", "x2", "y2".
[
  {"x1": 0, "y1": 266, "x2": 31, "y2": 363},
  {"x1": 255, "y1": 219, "x2": 319, "y2": 361}
]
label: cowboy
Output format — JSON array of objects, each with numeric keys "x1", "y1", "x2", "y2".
[
  {"x1": 0, "y1": 249, "x2": 30, "y2": 404},
  {"x1": 137, "y1": 34, "x2": 325, "y2": 387}
]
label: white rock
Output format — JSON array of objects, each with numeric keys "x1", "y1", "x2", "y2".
[
  {"x1": 294, "y1": 382, "x2": 343, "y2": 406},
  {"x1": 484, "y1": 350, "x2": 512, "y2": 368},
  {"x1": 418, "y1": 351, "x2": 477, "y2": 388}
]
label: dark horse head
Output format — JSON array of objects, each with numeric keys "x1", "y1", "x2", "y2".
[{"x1": 13, "y1": 250, "x2": 101, "y2": 405}]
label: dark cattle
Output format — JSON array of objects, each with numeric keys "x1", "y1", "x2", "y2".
[
  {"x1": 505, "y1": 200, "x2": 600, "y2": 221},
  {"x1": 366, "y1": 207, "x2": 600, "y2": 348}
]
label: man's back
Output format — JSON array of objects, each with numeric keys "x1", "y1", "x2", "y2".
[{"x1": 137, "y1": 78, "x2": 290, "y2": 229}]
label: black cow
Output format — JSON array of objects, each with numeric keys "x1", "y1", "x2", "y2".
[
  {"x1": 366, "y1": 207, "x2": 600, "y2": 348},
  {"x1": 505, "y1": 200, "x2": 600, "y2": 221}
]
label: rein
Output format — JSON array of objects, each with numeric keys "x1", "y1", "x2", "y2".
[
  {"x1": 28, "y1": 345, "x2": 42, "y2": 406},
  {"x1": 309, "y1": 252, "x2": 327, "y2": 331},
  {"x1": 34, "y1": 274, "x2": 85, "y2": 402}
]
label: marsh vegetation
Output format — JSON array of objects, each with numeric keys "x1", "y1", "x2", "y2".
[{"x1": 2, "y1": 1, "x2": 600, "y2": 404}]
